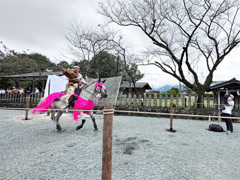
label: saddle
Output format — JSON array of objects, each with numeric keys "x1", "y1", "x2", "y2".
[
  {"x1": 67, "y1": 87, "x2": 82, "y2": 109},
  {"x1": 54, "y1": 91, "x2": 65, "y2": 101}
]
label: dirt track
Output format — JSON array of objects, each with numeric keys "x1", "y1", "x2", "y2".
[{"x1": 0, "y1": 109, "x2": 240, "y2": 180}]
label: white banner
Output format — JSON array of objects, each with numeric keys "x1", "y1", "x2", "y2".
[{"x1": 44, "y1": 75, "x2": 68, "y2": 97}]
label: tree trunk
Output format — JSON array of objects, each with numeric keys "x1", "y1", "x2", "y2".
[{"x1": 196, "y1": 91, "x2": 205, "y2": 108}]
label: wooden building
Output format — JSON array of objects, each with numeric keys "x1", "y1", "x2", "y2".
[
  {"x1": 1, "y1": 71, "x2": 62, "y2": 93},
  {"x1": 206, "y1": 78, "x2": 240, "y2": 120},
  {"x1": 120, "y1": 82, "x2": 152, "y2": 96}
]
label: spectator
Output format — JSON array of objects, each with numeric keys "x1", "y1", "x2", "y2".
[
  {"x1": 6, "y1": 89, "x2": 12, "y2": 93},
  {"x1": 221, "y1": 93, "x2": 234, "y2": 135},
  {"x1": 18, "y1": 87, "x2": 24, "y2": 94},
  {"x1": 35, "y1": 87, "x2": 40, "y2": 93},
  {"x1": 11, "y1": 86, "x2": 18, "y2": 94},
  {"x1": 27, "y1": 87, "x2": 32, "y2": 95},
  {"x1": 0, "y1": 89, "x2": 6, "y2": 94}
]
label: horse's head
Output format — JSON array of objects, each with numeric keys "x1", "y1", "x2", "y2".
[{"x1": 95, "y1": 78, "x2": 108, "y2": 100}]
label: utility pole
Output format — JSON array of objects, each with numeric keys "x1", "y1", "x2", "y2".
[
  {"x1": 179, "y1": 81, "x2": 181, "y2": 94},
  {"x1": 116, "y1": 55, "x2": 119, "y2": 76}
]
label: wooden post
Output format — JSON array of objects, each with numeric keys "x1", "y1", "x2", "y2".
[
  {"x1": 159, "y1": 95, "x2": 162, "y2": 107},
  {"x1": 188, "y1": 95, "x2": 191, "y2": 108},
  {"x1": 128, "y1": 93, "x2": 132, "y2": 106},
  {"x1": 138, "y1": 94, "x2": 142, "y2": 106},
  {"x1": 102, "y1": 102, "x2": 113, "y2": 180},
  {"x1": 168, "y1": 99, "x2": 176, "y2": 132},
  {"x1": 143, "y1": 94, "x2": 147, "y2": 107},
  {"x1": 133, "y1": 94, "x2": 136, "y2": 106},
  {"x1": 154, "y1": 93, "x2": 157, "y2": 107},
  {"x1": 148, "y1": 95, "x2": 151, "y2": 107},
  {"x1": 123, "y1": 94, "x2": 127, "y2": 106},
  {"x1": 164, "y1": 95, "x2": 168, "y2": 107},
  {"x1": 170, "y1": 99, "x2": 173, "y2": 131},
  {"x1": 25, "y1": 95, "x2": 30, "y2": 120},
  {"x1": 194, "y1": 95, "x2": 197, "y2": 108},
  {"x1": 176, "y1": 95, "x2": 179, "y2": 108}
]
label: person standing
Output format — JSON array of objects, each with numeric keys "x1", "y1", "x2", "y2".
[
  {"x1": 26, "y1": 87, "x2": 32, "y2": 95},
  {"x1": 221, "y1": 93, "x2": 234, "y2": 135},
  {"x1": 35, "y1": 87, "x2": 40, "y2": 93}
]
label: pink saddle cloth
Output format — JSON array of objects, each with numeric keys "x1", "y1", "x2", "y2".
[
  {"x1": 32, "y1": 92, "x2": 65, "y2": 114},
  {"x1": 32, "y1": 92, "x2": 94, "y2": 121},
  {"x1": 73, "y1": 96, "x2": 94, "y2": 121}
]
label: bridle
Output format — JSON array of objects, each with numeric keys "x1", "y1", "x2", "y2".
[{"x1": 80, "y1": 81, "x2": 106, "y2": 101}]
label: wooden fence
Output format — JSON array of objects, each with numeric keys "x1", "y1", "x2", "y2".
[
  {"x1": 0, "y1": 93, "x2": 44, "y2": 108},
  {"x1": 116, "y1": 93, "x2": 215, "y2": 108},
  {"x1": 114, "y1": 93, "x2": 240, "y2": 121},
  {"x1": 0, "y1": 93, "x2": 215, "y2": 108}
]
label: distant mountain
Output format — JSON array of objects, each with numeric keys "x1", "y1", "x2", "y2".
[{"x1": 152, "y1": 84, "x2": 179, "y2": 92}]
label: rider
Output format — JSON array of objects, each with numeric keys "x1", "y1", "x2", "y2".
[{"x1": 58, "y1": 65, "x2": 87, "y2": 108}]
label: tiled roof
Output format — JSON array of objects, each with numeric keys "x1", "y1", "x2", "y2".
[
  {"x1": 206, "y1": 78, "x2": 240, "y2": 92},
  {"x1": 120, "y1": 81, "x2": 152, "y2": 89},
  {"x1": 1, "y1": 71, "x2": 62, "y2": 78}
]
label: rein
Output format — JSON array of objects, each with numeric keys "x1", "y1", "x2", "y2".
[{"x1": 80, "y1": 81, "x2": 98, "y2": 101}]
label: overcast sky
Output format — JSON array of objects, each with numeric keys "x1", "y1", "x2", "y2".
[{"x1": 1, "y1": 0, "x2": 240, "y2": 89}]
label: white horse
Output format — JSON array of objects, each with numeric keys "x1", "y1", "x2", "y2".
[{"x1": 33, "y1": 79, "x2": 108, "y2": 131}]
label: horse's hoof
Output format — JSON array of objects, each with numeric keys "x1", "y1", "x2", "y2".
[
  {"x1": 56, "y1": 125, "x2": 62, "y2": 131},
  {"x1": 76, "y1": 126, "x2": 82, "y2": 130},
  {"x1": 94, "y1": 129, "x2": 98, "y2": 132}
]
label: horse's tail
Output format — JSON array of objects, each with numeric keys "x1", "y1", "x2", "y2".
[
  {"x1": 32, "y1": 97, "x2": 48, "y2": 114},
  {"x1": 37, "y1": 97, "x2": 47, "y2": 106}
]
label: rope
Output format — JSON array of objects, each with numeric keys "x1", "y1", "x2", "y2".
[
  {"x1": 0, "y1": 107, "x2": 239, "y2": 120},
  {"x1": 102, "y1": 109, "x2": 115, "y2": 115},
  {"x1": 103, "y1": 112, "x2": 114, "y2": 115}
]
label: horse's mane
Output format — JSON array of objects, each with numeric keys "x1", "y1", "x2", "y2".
[{"x1": 82, "y1": 79, "x2": 98, "y2": 90}]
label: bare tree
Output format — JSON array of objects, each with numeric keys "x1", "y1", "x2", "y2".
[
  {"x1": 66, "y1": 22, "x2": 117, "y2": 59},
  {"x1": 63, "y1": 21, "x2": 121, "y2": 77},
  {"x1": 64, "y1": 21, "x2": 144, "y2": 90},
  {"x1": 113, "y1": 39, "x2": 144, "y2": 93},
  {"x1": 98, "y1": 0, "x2": 240, "y2": 106}
]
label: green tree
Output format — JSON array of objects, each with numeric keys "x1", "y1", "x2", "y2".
[
  {"x1": 124, "y1": 64, "x2": 144, "y2": 94},
  {"x1": 58, "y1": 60, "x2": 71, "y2": 69},
  {"x1": 29, "y1": 53, "x2": 58, "y2": 72},
  {"x1": 0, "y1": 45, "x2": 57, "y2": 75},
  {"x1": 0, "y1": 43, "x2": 58, "y2": 89},
  {"x1": 0, "y1": 51, "x2": 39, "y2": 75},
  {"x1": 167, "y1": 87, "x2": 179, "y2": 94},
  {"x1": 89, "y1": 51, "x2": 118, "y2": 78}
]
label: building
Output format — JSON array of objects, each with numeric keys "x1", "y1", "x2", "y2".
[
  {"x1": 120, "y1": 82, "x2": 152, "y2": 96},
  {"x1": 0, "y1": 71, "x2": 62, "y2": 92}
]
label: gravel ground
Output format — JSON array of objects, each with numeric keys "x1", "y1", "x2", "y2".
[{"x1": 0, "y1": 109, "x2": 240, "y2": 180}]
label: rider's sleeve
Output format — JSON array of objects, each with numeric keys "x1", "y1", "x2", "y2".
[
  {"x1": 63, "y1": 69, "x2": 75, "y2": 79},
  {"x1": 78, "y1": 73, "x2": 86, "y2": 84}
]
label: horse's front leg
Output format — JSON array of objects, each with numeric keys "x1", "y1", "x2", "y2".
[
  {"x1": 76, "y1": 112, "x2": 86, "y2": 130},
  {"x1": 89, "y1": 111, "x2": 98, "y2": 132},
  {"x1": 76, "y1": 119, "x2": 86, "y2": 130}
]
